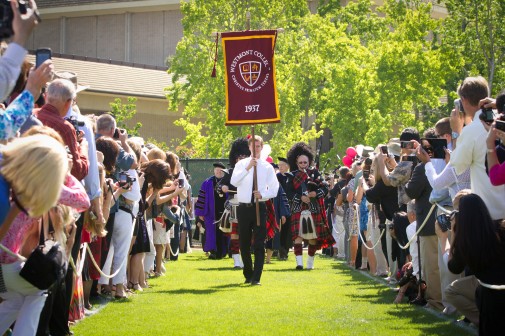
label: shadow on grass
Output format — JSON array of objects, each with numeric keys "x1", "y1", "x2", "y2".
[
  {"x1": 147, "y1": 283, "x2": 241, "y2": 296},
  {"x1": 197, "y1": 267, "x2": 240, "y2": 271},
  {"x1": 333, "y1": 261, "x2": 475, "y2": 335}
]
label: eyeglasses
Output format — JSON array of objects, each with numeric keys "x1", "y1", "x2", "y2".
[{"x1": 297, "y1": 161, "x2": 308, "y2": 164}]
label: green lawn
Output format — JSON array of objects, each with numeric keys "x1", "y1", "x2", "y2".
[{"x1": 72, "y1": 252, "x2": 475, "y2": 336}]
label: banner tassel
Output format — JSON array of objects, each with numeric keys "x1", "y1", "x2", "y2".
[{"x1": 211, "y1": 33, "x2": 219, "y2": 77}]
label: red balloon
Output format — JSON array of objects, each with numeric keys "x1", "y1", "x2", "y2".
[
  {"x1": 346, "y1": 147, "x2": 357, "y2": 158},
  {"x1": 266, "y1": 156, "x2": 273, "y2": 163},
  {"x1": 342, "y1": 155, "x2": 352, "y2": 168}
]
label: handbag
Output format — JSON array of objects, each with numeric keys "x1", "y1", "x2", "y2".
[{"x1": 19, "y1": 216, "x2": 66, "y2": 290}]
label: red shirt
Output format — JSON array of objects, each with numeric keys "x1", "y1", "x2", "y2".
[{"x1": 35, "y1": 104, "x2": 89, "y2": 180}]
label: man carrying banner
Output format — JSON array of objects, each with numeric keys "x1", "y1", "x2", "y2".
[{"x1": 231, "y1": 135, "x2": 279, "y2": 285}]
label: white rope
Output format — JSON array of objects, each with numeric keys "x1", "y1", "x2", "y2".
[
  {"x1": 396, "y1": 203, "x2": 437, "y2": 250},
  {"x1": 77, "y1": 243, "x2": 87, "y2": 275},
  {"x1": 478, "y1": 279, "x2": 505, "y2": 290},
  {"x1": 0, "y1": 243, "x2": 27, "y2": 262},
  {"x1": 359, "y1": 228, "x2": 386, "y2": 250},
  {"x1": 166, "y1": 242, "x2": 179, "y2": 257},
  {"x1": 435, "y1": 202, "x2": 452, "y2": 214},
  {"x1": 85, "y1": 244, "x2": 126, "y2": 279}
]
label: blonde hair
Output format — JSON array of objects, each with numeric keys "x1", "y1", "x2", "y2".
[
  {"x1": 147, "y1": 148, "x2": 166, "y2": 161},
  {"x1": 453, "y1": 189, "x2": 472, "y2": 210},
  {"x1": 1, "y1": 135, "x2": 68, "y2": 217},
  {"x1": 49, "y1": 204, "x2": 75, "y2": 246}
]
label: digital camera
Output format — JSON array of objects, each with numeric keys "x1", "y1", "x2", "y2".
[
  {"x1": 0, "y1": 1, "x2": 27, "y2": 40},
  {"x1": 479, "y1": 107, "x2": 495, "y2": 123},
  {"x1": 118, "y1": 171, "x2": 136, "y2": 188},
  {"x1": 436, "y1": 213, "x2": 454, "y2": 232},
  {"x1": 65, "y1": 116, "x2": 85, "y2": 133}
]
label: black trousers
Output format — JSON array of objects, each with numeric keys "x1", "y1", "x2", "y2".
[
  {"x1": 237, "y1": 202, "x2": 266, "y2": 282},
  {"x1": 37, "y1": 213, "x2": 86, "y2": 336},
  {"x1": 279, "y1": 217, "x2": 292, "y2": 252}
]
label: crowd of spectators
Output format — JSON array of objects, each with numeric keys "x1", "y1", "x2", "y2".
[
  {"x1": 0, "y1": 2, "x2": 504, "y2": 336},
  {"x1": 325, "y1": 75, "x2": 505, "y2": 335}
]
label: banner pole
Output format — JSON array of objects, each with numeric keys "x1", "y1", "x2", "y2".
[{"x1": 251, "y1": 125, "x2": 260, "y2": 226}]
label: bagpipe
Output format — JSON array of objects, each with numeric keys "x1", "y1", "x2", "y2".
[{"x1": 294, "y1": 168, "x2": 325, "y2": 240}]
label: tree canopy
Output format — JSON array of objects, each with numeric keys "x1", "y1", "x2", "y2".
[{"x1": 166, "y1": 0, "x2": 504, "y2": 162}]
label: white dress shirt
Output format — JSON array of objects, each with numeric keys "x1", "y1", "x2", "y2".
[
  {"x1": 65, "y1": 107, "x2": 101, "y2": 200},
  {"x1": 231, "y1": 157, "x2": 279, "y2": 203},
  {"x1": 0, "y1": 43, "x2": 26, "y2": 102},
  {"x1": 450, "y1": 110, "x2": 505, "y2": 220}
]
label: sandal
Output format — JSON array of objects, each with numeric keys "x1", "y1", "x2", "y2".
[{"x1": 100, "y1": 286, "x2": 112, "y2": 296}]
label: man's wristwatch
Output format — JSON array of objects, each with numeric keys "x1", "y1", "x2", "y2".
[{"x1": 451, "y1": 131, "x2": 459, "y2": 139}]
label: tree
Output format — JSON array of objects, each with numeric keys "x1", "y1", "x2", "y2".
[
  {"x1": 439, "y1": 0, "x2": 505, "y2": 94},
  {"x1": 167, "y1": 0, "x2": 312, "y2": 159},
  {"x1": 109, "y1": 97, "x2": 142, "y2": 136},
  {"x1": 166, "y1": 0, "x2": 467, "y2": 162}
]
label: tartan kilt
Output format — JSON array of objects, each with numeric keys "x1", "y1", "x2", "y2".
[
  {"x1": 265, "y1": 200, "x2": 279, "y2": 240},
  {"x1": 291, "y1": 202, "x2": 335, "y2": 249},
  {"x1": 224, "y1": 220, "x2": 239, "y2": 236}
]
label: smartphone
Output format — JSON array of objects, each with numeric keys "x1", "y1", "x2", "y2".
[
  {"x1": 35, "y1": 48, "x2": 52, "y2": 68},
  {"x1": 178, "y1": 178, "x2": 184, "y2": 188},
  {"x1": 454, "y1": 98, "x2": 464, "y2": 114},
  {"x1": 380, "y1": 145, "x2": 388, "y2": 155},
  {"x1": 423, "y1": 138, "x2": 446, "y2": 159},
  {"x1": 400, "y1": 141, "x2": 414, "y2": 149},
  {"x1": 496, "y1": 120, "x2": 505, "y2": 132},
  {"x1": 436, "y1": 214, "x2": 452, "y2": 232}
]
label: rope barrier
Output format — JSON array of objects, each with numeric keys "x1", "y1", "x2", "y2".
[
  {"x1": 478, "y1": 279, "x2": 505, "y2": 290},
  {"x1": 166, "y1": 242, "x2": 180, "y2": 257},
  {"x1": 77, "y1": 243, "x2": 87, "y2": 275},
  {"x1": 359, "y1": 228, "x2": 386, "y2": 250},
  {"x1": 85, "y1": 244, "x2": 126, "y2": 279},
  {"x1": 396, "y1": 203, "x2": 437, "y2": 250},
  {"x1": 0, "y1": 243, "x2": 27, "y2": 262}
]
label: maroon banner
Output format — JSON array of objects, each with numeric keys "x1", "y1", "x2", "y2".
[{"x1": 221, "y1": 30, "x2": 280, "y2": 125}]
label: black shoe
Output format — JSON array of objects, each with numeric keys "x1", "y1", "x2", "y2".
[
  {"x1": 410, "y1": 297, "x2": 427, "y2": 306},
  {"x1": 296, "y1": 265, "x2": 303, "y2": 270},
  {"x1": 251, "y1": 280, "x2": 261, "y2": 286},
  {"x1": 244, "y1": 278, "x2": 252, "y2": 284}
]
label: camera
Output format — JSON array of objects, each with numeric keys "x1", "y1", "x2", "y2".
[
  {"x1": 381, "y1": 145, "x2": 388, "y2": 155},
  {"x1": 118, "y1": 171, "x2": 136, "y2": 188},
  {"x1": 401, "y1": 141, "x2": 414, "y2": 149},
  {"x1": 178, "y1": 178, "x2": 184, "y2": 188},
  {"x1": 65, "y1": 116, "x2": 85, "y2": 133},
  {"x1": 398, "y1": 266, "x2": 416, "y2": 287},
  {"x1": 479, "y1": 107, "x2": 495, "y2": 123},
  {"x1": 495, "y1": 120, "x2": 505, "y2": 132},
  {"x1": 0, "y1": 1, "x2": 27, "y2": 40},
  {"x1": 362, "y1": 170, "x2": 370, "y2": 180},
  {"x1": 113, "y1": 128, "x2": 126, "y2": 139},
  {"x1": 436, "y1": 212, "x2": 455, "y2": 232}
]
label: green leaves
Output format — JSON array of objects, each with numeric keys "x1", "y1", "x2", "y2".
[{"x1": 166, "y1": 0, "x2": 501, "y2": 161}]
